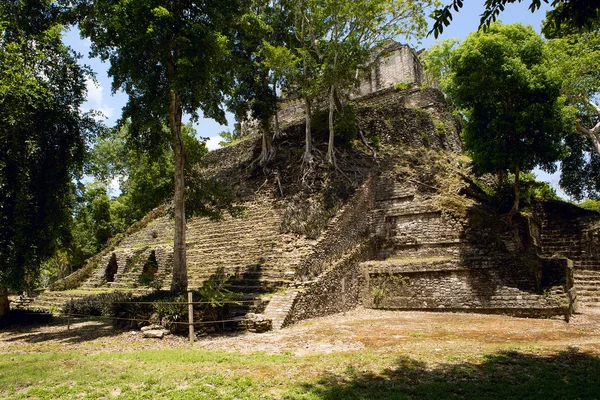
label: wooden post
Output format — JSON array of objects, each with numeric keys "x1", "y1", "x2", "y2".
[
  {"x1": 188, "y1": 291, "x2": 194, "y2": 343},
  {"x1": 67, "y1": 297, "x2": 73, "y2": 330},
  {"x1": 341, "y1": 278, "x2": 346, "y2": 314}
]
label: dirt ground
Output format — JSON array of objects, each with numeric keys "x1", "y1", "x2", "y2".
[{"x1": 2, "y1": 307, "x2": 600, "y2": 357}]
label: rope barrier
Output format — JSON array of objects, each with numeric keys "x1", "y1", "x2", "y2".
[{"x1": 11, "y1": 311, "x2": 250, "y2": 327}]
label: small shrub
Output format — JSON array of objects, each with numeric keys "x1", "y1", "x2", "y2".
[
  {"x1": 421, "y1": 133, "x2": 431, "y2": 147},
  {"x1": 433, "y1": 119, "x2": 447, "y2": 136},
  {"x1": 394, "y1": 82, "x2": 412, "y2": 91},
  {"x1": 371, "y1": 135, "x2": 381, "y2": 150},
  {"x1": 64, "y1": 291, "x2": 133, "y2": 317}
]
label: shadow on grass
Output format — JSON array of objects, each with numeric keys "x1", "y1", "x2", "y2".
[
  {"x1": 299, "y1": 349, "x2": 600, "y2": 399},
  {"x1": 2, "y1": 317, "x2": 120, "y2": 344}
]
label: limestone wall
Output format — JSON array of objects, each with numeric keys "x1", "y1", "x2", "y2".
[
  {"x1": 242, "y1": 42, "x2": 426, "y2": 136},
  {"x1": 535, "y1": 201, "x2": 600, "y2": 308},
  {"x1": 294, "y1": 176, "x2": 378, "y2": 279},
  {"x1": 354, "y1": 173, "x2": 573, "y2": 318},
  {"x1": 356, "y1": 43, "x2": 422, "y2": 96}
]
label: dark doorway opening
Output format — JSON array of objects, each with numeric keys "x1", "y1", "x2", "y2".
[
  {"x1": 105, "y1": 253, "x2": 118, "y2": 283},
  {"x1": 139, "y1": 251, "x2": 159, "y2": 286}
]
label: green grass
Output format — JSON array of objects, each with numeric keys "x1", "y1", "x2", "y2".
[{"x1": 2, "y1": 346, "x2": 600, "y2": 399}]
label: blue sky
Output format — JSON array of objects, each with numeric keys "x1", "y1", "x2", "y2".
[{"x1": 65, "y1": 0, "x2": 566, "y2": 197}]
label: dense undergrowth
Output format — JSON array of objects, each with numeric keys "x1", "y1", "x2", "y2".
[{"x1": 63, "y1": 276, "x2": 244, "y2": 334}]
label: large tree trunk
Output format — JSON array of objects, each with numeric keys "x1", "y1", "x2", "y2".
[
  {"x1": 303, "y1": 97, "x2": 313, "y2": 163},
  {"x1": 506, "y1": 165, "x2": 520, "y2": 225},
  {"x1": 327, "y1": 85, "x2": 335, "y2": 165},
  {"x1": 0, "y1": 286, "x2": 10, "y2": 321},
  {"x1": 577, "y1": 101, "x2": 600, "y2": 156},
  {"x1": 255, "y1": 120, "x2": 275, "y2": 167},
  {"x1": 169, "y1": 89, "x2": 187, "y2": 294},
  {"x1": 273, "y1": 79, "x2": 281, "y2": 140},
  {"x1": 578, "y1": 123, "x2": 600, "y2": 156}
]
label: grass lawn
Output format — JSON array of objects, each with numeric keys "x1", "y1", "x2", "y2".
[{"x1": 2, "y1": 309, "x2": 600, "y2": 399}]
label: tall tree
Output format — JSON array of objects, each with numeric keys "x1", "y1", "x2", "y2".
[
  {"x1": 0, "y1": 0, "x2": 95, "y2": 318},
  {"x1": 285, "y1": 0, "x2": 435, "y2": 165},
  {"x1": 227, "y1": 10, "x2": 279, "y2": 166},
  {"x1": 447, "y1": 23, "x2": 570, "y2": 221},
  {"x1": 77, "y1": 0, "x2": 249, "y2": 293},
  {"x1": 546, "y1": 31, "x2": 600, "y2": 198},
  {"x1": 318, "y1": 0, "x2": 435, "y2": 164}
]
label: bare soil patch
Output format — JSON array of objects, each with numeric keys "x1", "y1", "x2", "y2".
[{"x1": 2, "y1": 307, "x2": 600, "y2": 358}]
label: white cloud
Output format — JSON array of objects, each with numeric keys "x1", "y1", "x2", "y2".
[
  {"x1": 86, "y1": 78, "x2": 103, "y2": 104},
  {"x1": 83, "y1": 78, "x2": 114, "y2": 120},
  {"x1": 107, "y1": 176, "x2": 122, "y2": 198},
  {"x1": 205, "y1": 135, "x2": 222, "y2": 151}
]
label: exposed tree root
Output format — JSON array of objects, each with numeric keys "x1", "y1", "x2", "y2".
[{"x1": 357, "y1": 123, "x2": 377, "y2": 160}]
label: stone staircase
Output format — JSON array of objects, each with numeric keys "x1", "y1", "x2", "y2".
[
  {"x1": 539, "y1": 202, "x2": 600, "y2": 311},
  {"x1": 34, "y1": 197, "x2": 315, "y2": 315},
  {"x1": 262, "y1": 290, "x2": 300, "y2": 329},
  {"x1": 574, "y1": 270, "x2": 600, "y2": 307},
  {"x1": 358, "y1": 179, "x2": 569, "y2": 315}
]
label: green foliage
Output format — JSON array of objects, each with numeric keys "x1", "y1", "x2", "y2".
[
  {"x1": 65, "y1": 291, "x2": 134, "y2": 317},
  {"x1": 311, "y1": 105, "x2": 358, "y2": 149},
  {"x1": 394, "y1": 82, "x2": 413, "y2": 91},
  {"x1": 218, "y1": 123, "x2": 243, "y2": 147},
  {"x1": 433, "y1": 119, "x2": 447, "y2": 136},
  {"x1": 371, "y1": 135, "x2": 381, "y2": 150},
  {"x1": 579, "y1": 199, "x2": 600, "y2": 213},
  {"x1": 421, "y1": 38, "x2": 460, "y2": 90},
  {"x1": 430, "y1": 0, "x2": 600, "y2": 39},
  {"x1": 0, "y1": 1, "x2": 97, "y2": 294},
  {"x1": 77, "y1": 0, "x2": 251, "y2": 293},
  {"x1": 448, "y1": 23, "x2": 568, "y2": 186},
  {"x1": 66, "y1": 122, "x2": 214, "y2": 272},
  {"x1": 421, "y1": 134, "x2": 431, "y2": 147},
  {"x1": 65, "y1": 276, "x2": 240, "y2": 334},
  {"x1": 494, "y1": 172, "x2": 559, "y2": 213},
  {"x1": 546, "y1": 32, "x2": 600, "y2": 200}
]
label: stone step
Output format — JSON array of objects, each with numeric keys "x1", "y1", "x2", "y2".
[
  {"x1": 188, "y1": 272, "x2": 296, "y2": 282},
  {"x1": 185, "y1": 233, "x2": 282, "y2": 247},
  {"x1": 262, "y1": 290, "x2": 300, "y2": 330},
  {"x1": 362, "y1": 257, "x2": 460, "y2": 274},
  {"x1": 186, "y1": 220, "x2": 281, "y2": 235},
  {"x1": 186, "y1": 238, "x2": 281, "y2": 251},
  {"x1": 575, "y1": 271, "x2": 600, "y2": 280},
  {"x1": 576, "y1": 282, "x2": 600, "y2": 288},
  {"x1": 578, "y1": 297, "x2": 600, "y2": 303},
  {"x1": 576, "y1": 287, "x2": 600, "y2": 297}
]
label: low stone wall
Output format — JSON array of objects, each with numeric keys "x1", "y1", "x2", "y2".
[{"x1": 360, "y1": 256, "x2": 572, "y2": 318}]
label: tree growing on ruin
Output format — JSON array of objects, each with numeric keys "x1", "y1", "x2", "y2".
[
  {"x1": 447, "y1": 23, "x2": 570, "y2": 222},
  {"x1": 227, "y1": 3, "x2": 296, "y2": 167},
  {"x1": 77, "y1": 0, "x2": 250, "y2": 294},
  {"x1": 286, "y1": 0, "x2": 435, "y2": 165}
]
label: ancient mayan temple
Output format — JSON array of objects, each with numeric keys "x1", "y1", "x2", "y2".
[{"x1": 35, "y1": 43, "x2": 600, "y2": 327}]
